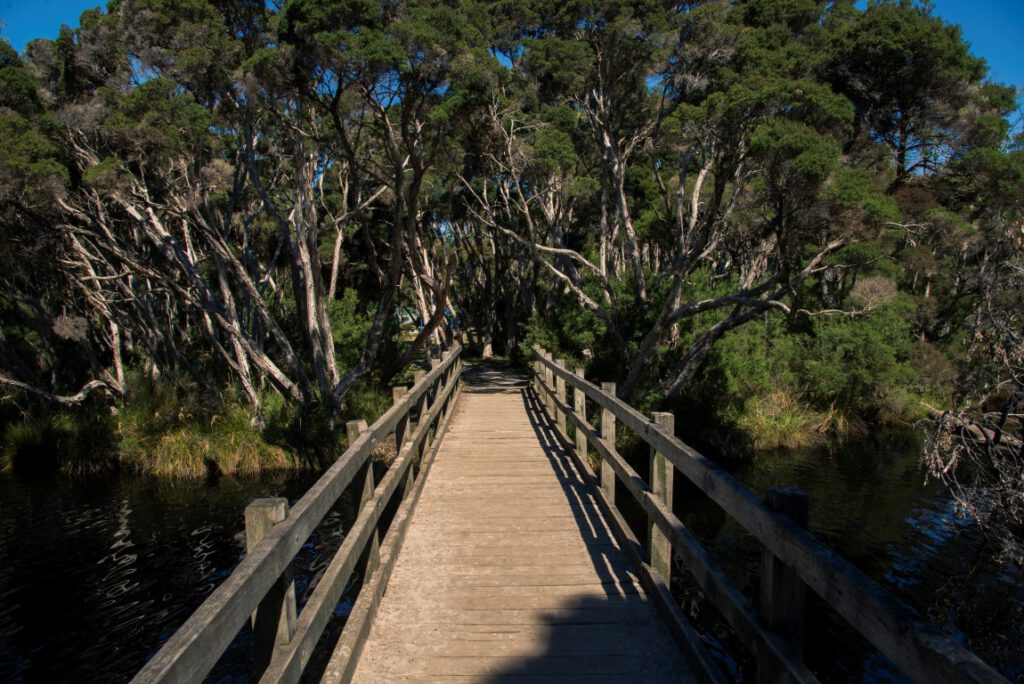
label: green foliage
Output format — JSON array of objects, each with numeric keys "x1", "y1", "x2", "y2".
[
  {"x1": 827, "y1": 167, "x2": 899, "y2": 225},
  {"x1": 115, "y1": 374, "x2": 297, "y2": 477},
  {"x1": 0, "y1": 0, "x2": 1017, "y2": 499},
  {"x1": 801, "y1": 296, "x2": 917, "y2": 410},
  {"x1": 101, "y1": 77, "x2": 212, "y2": 162},
  {"x1": 693, "y1": 292, "x2": 934, "y2": 451},
  {"x1": 328, "y1": 289, "x2": 375, "y2": 369},
  {"x1": 3, "y1": 411, "x2": 115, "y2": 476}
]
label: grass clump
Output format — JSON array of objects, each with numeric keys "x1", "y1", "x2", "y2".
[
  {"x1": 2, "y1": 367, "x2": 406, "y2": 479},
  {"x1": 116, "y1": 373, "x2": 296, "y2": 478},
  {"x1": 732, "y1": 391, "x2": 827, "y2": 451},
  {"x1": 730, "y1": 391, "x2": 870, "y2": 452},
  {"x1": 2, "y1": 410, "x2": 115, "y2": 476}
]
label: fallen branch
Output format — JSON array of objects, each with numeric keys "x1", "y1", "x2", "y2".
[{"x1": 0, "y1": 372, "x2": 116, "y2": 405}]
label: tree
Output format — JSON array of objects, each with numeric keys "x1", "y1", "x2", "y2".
[{"x1": 827, "y1": 0, "x2": 988, "y2": 189}]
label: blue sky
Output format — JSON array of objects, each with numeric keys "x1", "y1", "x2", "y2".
[{"x1": 1, "y1": 0, "x2": 1022, "y2": 97}]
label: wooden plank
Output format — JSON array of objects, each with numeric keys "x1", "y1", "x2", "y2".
[
  {"x1": 343, "y1": 676, "x2": 689, "y2": 684},
  {"x1": 535, "y1": 348, "x2": 1007, "y2": 684},
  {"x1": 350, "y1": 365, "x2": 695, "y2": 684},
  {"x1": 317, "y1": 368, "x2": 461, "y2": 684},
  {"x1": 357, "y1": 653, "x2": 692, "y2": 679},
  {"x1": 131, "y1": 346, "x2": 462, "y2": 684},
  {"x1": 388, "y1": 574, "x2": 639, "y2": 588},
  {"x1": 359, "y1": 631, "x2": 684, "y2": 659}
]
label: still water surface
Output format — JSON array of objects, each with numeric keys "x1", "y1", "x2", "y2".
[
  {"x1": 673, "y1": 435, "x2": 1023, "y2": 682},
  {"x1": 0, "y1": 437, "x2": 1021, "y2": 683},
  {"x1": 0, "y1": 471, "x2": 355, "y2": 683}
]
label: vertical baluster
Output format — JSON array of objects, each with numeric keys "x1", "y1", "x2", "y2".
[
  {"x1": 413, "y1": 369, "x2": 429, "y2": 464},
  {"x1": 392, "y1": 386, "x2": 413, "y2": 495},
  {"x1": 393, "y1": 386, "x2": 409, "y2": 452},
  {"x1": 427, "y1": 356, "x2": 439, "y2": 447},
  {"x1": 347, "y1": 420, "x2": 380, "y2": 575},
  {"x1": 544, "y1": 352, "x2": 555, "y2": 415},
  {"x1": 574, "y1": 367, "x2": 587, "y2": 460},
  {"x1": 554, "y1": 358, "x2": 567, "y2": 434},
  {"x1": 600, "y1": 382, "x2": 616, "y2": 501},
  {"x1": 758, "y1": 487, "x2": 809, "y2": 683},
  {"x1": 649, "y1": 412, "x2": 675, "y2": 582},
  {"x1": 245, "y1": 498, "x2": 297, "y2": 677}
]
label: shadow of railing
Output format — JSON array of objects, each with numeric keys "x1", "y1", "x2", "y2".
[
  {"x1": 457, "y1": 386, "x2": 690, "y2": 681},
  {"x1": 518, "y1": 387, "x2": 639, "y2": 590}
]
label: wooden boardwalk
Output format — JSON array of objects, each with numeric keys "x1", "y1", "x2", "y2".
[
  {"x1": 133, "y1": 348, "x2": 1005, "y2": 684},
  {"x1": 349, "y1": 364, "x2": 695, "y2": 683}
]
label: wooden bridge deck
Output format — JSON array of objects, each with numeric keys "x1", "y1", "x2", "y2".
[
  {"x1": 349, "y1": 365, "x2": 695, "y2": 683},
  {"x1": 134, "y1": 349, "x2": 1004, "y2": 684}
]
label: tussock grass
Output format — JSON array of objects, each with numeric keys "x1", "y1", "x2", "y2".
[
  {"x1": 732, "y1": 391, "x2": 873, "y2": 452},
  {"x1": 2, "y1": 411, "x2": 115, "y2": 476},
  {"x1": 2, "y1": 369, "x2": 411, "y2": 479},
  {"x1": 116, "y1": 375, "x2": 298, "y2": 477}
]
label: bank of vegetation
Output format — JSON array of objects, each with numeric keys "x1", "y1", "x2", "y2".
[{"x1": 0, "y1": 0, "x2": 1020, "y2": 555}]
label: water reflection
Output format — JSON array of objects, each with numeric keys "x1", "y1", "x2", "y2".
[
  {"x1": 0, "y1": 471, "x2": 345, "y2": 683},
  {"x1": 1, "y1": 436, "x2": 1020, "y2": 683},
  {"x1": 673, "y1": 434, "x2": 1023, "y2": 682}
]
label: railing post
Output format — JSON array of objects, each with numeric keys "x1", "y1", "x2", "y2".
[
  {"x1": 758, "y1": 487, "x2": 809, "y2": 683},
  {"x1": 554, "y1": 358, "x2": 567, "y2": 434},
  {"x1": 534, "y1": 353, "x2": 543, "y2": 395},
  {"x1": 573, "y1": 367, "x2": 587, "y2": 460},
  {"x1": 392, "y1": 386, "x2": 414, "y2": 495},
  {"x1": 440, "y1": 350, "x2": 455, "y2": 421},
  {"x1": 543, "y1": 352, "x2": 555, "y2": 415},
  {"x1": 427, "y1": 356, "x2": 439, "y2": 445},
  {"x1": 413, "y1": 369, "x2": 429, "y2": 462},
  {"x1": 245, "y1": 498, "x2": 297, "y2": 677},
  {"x1": 393, "y1": 386, "x2": 409, "y2": 452},
  {"x1": 649, "y1": 412, "x2": 675, "y2": 582},
  {"x1": 600, "y1": 382, "x2": 616, "y2": 501},
  {"x1": 347, "y1": 419, "x2": 381, "y2": 575}
]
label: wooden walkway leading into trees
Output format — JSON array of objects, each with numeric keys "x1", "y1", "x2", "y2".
[
  {"x1": 132, "y1": 346, "x2": 1006, "y2": 684},
  {"x1": 344, "y1": 365, "x2": 695, "y2": 683}
]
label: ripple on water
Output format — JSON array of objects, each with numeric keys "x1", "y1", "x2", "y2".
[{"x1": 0, "y1": 470, "x2": 344, "y2": 683}]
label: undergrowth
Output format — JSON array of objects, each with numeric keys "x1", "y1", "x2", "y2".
[{"x1": 2, "y1": 370, "x2": 397, "y2": 478}]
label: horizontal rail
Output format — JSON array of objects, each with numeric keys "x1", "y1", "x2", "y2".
[
  {"x1": 532, "y1": 346, "x2": 1005, "y2": 684},
  {"x1": 534, "y1": 374, "x2": 815, "y2": 683},
  {"x1": 319, "y1": 364, "x2": 462, "y2": 684},
  {"x1": 133, "y1": 346, "x2": 462, "y2": 684},
  {"x1": 260, "y1": 364, "x2": 461, "y2": 682}
]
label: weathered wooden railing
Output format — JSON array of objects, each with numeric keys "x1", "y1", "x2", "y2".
[
  {"x1": 531, "y1": 346, "x2": 1006, "y2": 684},
  {"x1": 132, "y1": 346, "x2": 463, "y2": 684}
]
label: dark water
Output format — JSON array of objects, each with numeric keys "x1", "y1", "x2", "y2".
[
  {"x1": 0, "y1": 437, "x2": 1021, "y2": 683},
  {"x1": 669, "y1": 435, "x2": 1024, "y2": 683},
  {"x1": 0, "y1": 471, "x2": 356, "y2": 684}
]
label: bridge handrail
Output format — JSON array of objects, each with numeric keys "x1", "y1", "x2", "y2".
[
  {"x1": 132, "y1": 345, "x2": 463, "y2": 684},
  {"x1": 531, "y1": 346, "x2": 1004, "y2": 684}
]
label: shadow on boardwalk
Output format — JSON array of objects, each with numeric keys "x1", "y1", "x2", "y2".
[
  {"x1": 460, "y1": 360, "x2": 529, "y2": 394},
  {"x1": 350, "y1": 361, "x2": 692, "y2": 682},
  {"x1": 478, "y1": 373, "x2": 691, "y2": 683}
]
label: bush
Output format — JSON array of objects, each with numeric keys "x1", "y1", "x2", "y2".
[
  {"x1": 116, "y1": 373, "x2": 296, "y2": 477},
  {"x1": 2, "y1": 411, "x2": 115, "y2": 476},
  {"x1": 730, "y1": 390, "x2": 827, "y2": 451}
]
